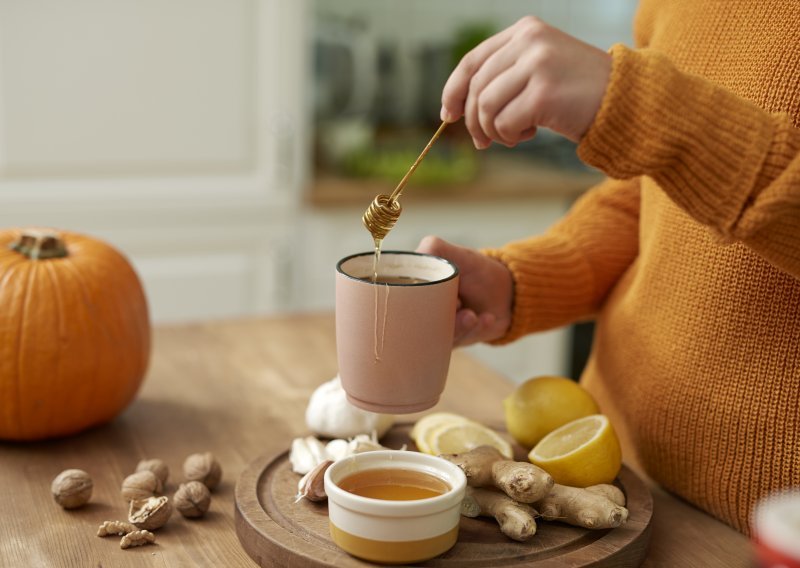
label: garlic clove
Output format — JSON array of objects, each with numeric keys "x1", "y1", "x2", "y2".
[
  {"x1": 291, "y1": 431, "x2": 407, "y2": 477},
  {"x1": 348, "y1": 432, "x2": 407, "y2": 455},
  {"x1": 304, "y1": 436, "x2": 328, "y2": 465},
  {"x1": 290, "y1": 438, "x2": 317, "y2": 475},
  {"x1": 325, "y1": 438, "x2": 350, "y2": 462},
  {"x1": 289, "y1": 437, "x2": 329, "y2": 475},
  {"x1": 349, "y1": 433, "x2": 384, "y2": 454},
  {"x1": 296, "y1": 460, "x2": 333, "y2": 503}
]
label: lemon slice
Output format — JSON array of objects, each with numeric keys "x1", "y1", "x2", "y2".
[
  {"x1": 428, "y1": 422, "x2": 513, "y2": 459},
  {"x1": 528, "y1": 414, "x2": 622, "y2": 487},
  {"x1": 410, "y1": 412, "x2": 474, "y2": 454}
]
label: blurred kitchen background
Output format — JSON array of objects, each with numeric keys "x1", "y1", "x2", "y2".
[{"x1": 0, "y1": 0, "x2": 637, "y2": 383}]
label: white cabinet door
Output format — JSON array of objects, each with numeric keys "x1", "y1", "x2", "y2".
[{"x1": 0, "y1": 0, "x2": 310, "y2": 322}]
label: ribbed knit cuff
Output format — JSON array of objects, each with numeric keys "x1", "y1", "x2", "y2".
[
  {"x1": 740, "y1": 118, "x2": 800, "y2": 233},
  {"x1": 578, "y1": 44, "x2": 775, "y2": 237},
  {"x1": 482, "y1": 235, "x2": 594, "y2": 344}
]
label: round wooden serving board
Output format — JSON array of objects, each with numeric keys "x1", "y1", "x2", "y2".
[{"x1": 235, "y1": 425, "x2": 653, "y2": 567}]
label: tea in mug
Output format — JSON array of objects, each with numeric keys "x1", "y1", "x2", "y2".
[{"x1": 361, "y1": 275, "x2": 431, "y2": 285}]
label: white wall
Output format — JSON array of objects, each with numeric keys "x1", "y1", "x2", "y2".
[
  {"x1": 0, "y1": 0, "x2": 637, "y2": 381},
  {"x1": 0, "y1": 0, "x2": 310, "y2": 321}
]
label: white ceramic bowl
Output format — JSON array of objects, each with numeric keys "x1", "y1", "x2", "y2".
[{"x1": 324, "y1": 450, "x2": 467, "y2": 564}]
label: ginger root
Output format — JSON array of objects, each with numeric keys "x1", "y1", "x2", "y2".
[
  {"x1": 441, "y1": 445, "x2": 553, "y2": 503},
  {"x1": 536, "y1": 483, "x2": 628, "y2": 529},
  {"x1": 443, "y1": 446, "x2": 629, "y2": 538},
  {"x1": 461, "y1": 487, "x2": 538, "y2": 542}
]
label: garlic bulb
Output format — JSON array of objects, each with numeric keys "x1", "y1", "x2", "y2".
[{"x1": 305, "y1": 376, "x2": 394, "y2": 439}]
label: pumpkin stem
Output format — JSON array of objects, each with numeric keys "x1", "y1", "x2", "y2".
[{"x1": 10, "y1": 229, "x2": 68, "y2": 260}]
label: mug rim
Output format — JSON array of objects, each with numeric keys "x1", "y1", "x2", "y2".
[{"x1": 336, "y1": 250, "x2": 459, "y2": 286}]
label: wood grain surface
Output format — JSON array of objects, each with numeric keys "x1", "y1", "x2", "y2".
[
  {"x1": 235, "y1": 424, "x2": 653, "y2": 567},
  {"x1": 0, "y1": 314, "x2": 752, "y2": 567}
]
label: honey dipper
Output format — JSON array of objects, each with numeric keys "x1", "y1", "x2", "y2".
[{"x1": 362, "y1": 121, "x2": 448, "y2": 241}]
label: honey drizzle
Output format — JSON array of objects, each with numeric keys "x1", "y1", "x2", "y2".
[
  {"x1": 379, "y1": 285, "x2": 389, "y2": 359},
  {"x1": 373, "y1": 283, "x2": 390, "y2": 362},
  {"x1": 372, "y1": 238, "x2": 389, "y2": 362},
  {"x1": 372, "y1": 238, "x2": 382, "y2": 283}
]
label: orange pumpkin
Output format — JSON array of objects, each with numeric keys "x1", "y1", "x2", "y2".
[{"x1": 0, "y1": 228, "x2": 150, "y2": 440}]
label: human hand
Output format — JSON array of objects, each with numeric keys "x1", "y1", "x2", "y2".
[
  {"x1": 416, "y1": 236, "x2": 513, "y2": 346},
  {"x1": 440, "y1": 16, "x2": 612, "y2": 147}
]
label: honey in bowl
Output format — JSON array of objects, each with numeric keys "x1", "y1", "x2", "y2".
[
  {"x1": 338, "y1": 468, "x2": 449, "y2": 501},
  {"x1": 325, "y1": 451, "x2": 467, "y2": 564}
]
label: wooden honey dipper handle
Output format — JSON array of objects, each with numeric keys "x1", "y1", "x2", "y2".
[
  {"x1": 389, "y1": 121, "x2": 448, "y2": 202},
  {"x1": 363, "y1": 121, "x2": 449, "y2": 241}
]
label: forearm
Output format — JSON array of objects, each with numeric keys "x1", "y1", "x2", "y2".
[
  {"x1": 484, "y1": 177, "x2": 640, "y2": 343},
  {"x1": 579, "y1": 44, "x2": 800, "y2": 277}
]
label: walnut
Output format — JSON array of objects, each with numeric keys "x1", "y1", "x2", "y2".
[
  {"x1": 128, "y1": 496, "x2": 172, "y2": 531},
  {"x1": 121, "y1": 470, "x2": 162, "y2": 501},
  {"x1": 120, "y1": 529, "x2": 155, "y2": 549},
  {"x1": 183, "y1": 452, "x2": 222, "y2": 491},
  {"x1": 174, "y1": 481, "x2": 211, "y2": 518},
  {"x1": 51, "y1": 469, "x2": 93, "y2": 509},
  {"x1": 96, "y1": 520, "x2": 138, "y2": 537},
  {"x1": 135, "y1": 458, "x2": 169, "y2": 486}
]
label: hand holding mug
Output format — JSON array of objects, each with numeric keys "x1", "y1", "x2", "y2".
[{"x1": 416, "y1": 236, "x2": 513, "y2": 346}]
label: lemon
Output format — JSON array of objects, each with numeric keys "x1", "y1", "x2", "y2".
[
  {"x1": 428, "y1": 422, "x2": 513, "y2": 459},
  {"x1": 503, "y1": 376, "x2": 599, "y2": 448},
  {"x1": 528, "y1": 414, "x2": 622, "y2": 487},
  {"x1": 410, "y1": 412, "x2": 474, "y2": 454}
]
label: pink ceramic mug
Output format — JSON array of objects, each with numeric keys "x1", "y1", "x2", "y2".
[{"x1": 336, "y1": 251, "x2": 459, "y2": 414}]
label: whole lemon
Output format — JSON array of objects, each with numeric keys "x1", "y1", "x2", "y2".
[{"x1": 503, "y1": 376, "x2": 600, "y2": 448}]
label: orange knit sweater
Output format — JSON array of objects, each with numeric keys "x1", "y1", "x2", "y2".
[{"x1": 486, "y1": 0, "x2": 800, "y2": 534}]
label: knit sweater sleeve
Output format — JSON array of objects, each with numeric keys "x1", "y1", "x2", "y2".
[
  {"x1": 483, "y1": 176, "x2": 640, "y2": 343},
  {"x1": 579, "y1": 44, "x2": 800, "y2": 278}
]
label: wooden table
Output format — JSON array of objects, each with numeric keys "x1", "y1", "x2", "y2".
[{"x1": 0, "y1": 315, "x2": 752, "y2": 567}]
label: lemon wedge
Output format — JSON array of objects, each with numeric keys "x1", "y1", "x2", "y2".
[
  {"x1": 528, "y1": 414, "x2": 622, "y2": 487},
  {"x1": 428, "y1": 422, "x2": 513, "y2": 459}
]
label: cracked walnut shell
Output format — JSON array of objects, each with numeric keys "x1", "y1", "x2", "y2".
[
  {"x1": 174, "y1": 481, "x2": 211, "y2": 518},
  {"x1": 121, "y1": 470, "x2": 163, "y2": 501},
  {"x1": 128, "y1": 496, "x2": 172, "y2": 531},
  {"x1": 51, "y1": 469, "x2": 93, "y2": 509},
  {"x1": 183, "y1": 452, "x2": 222, "y2": 490}
]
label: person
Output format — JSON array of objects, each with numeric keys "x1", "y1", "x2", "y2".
[{"x1": 417, "y1": 1, "x2": 800, "y2": 535}]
